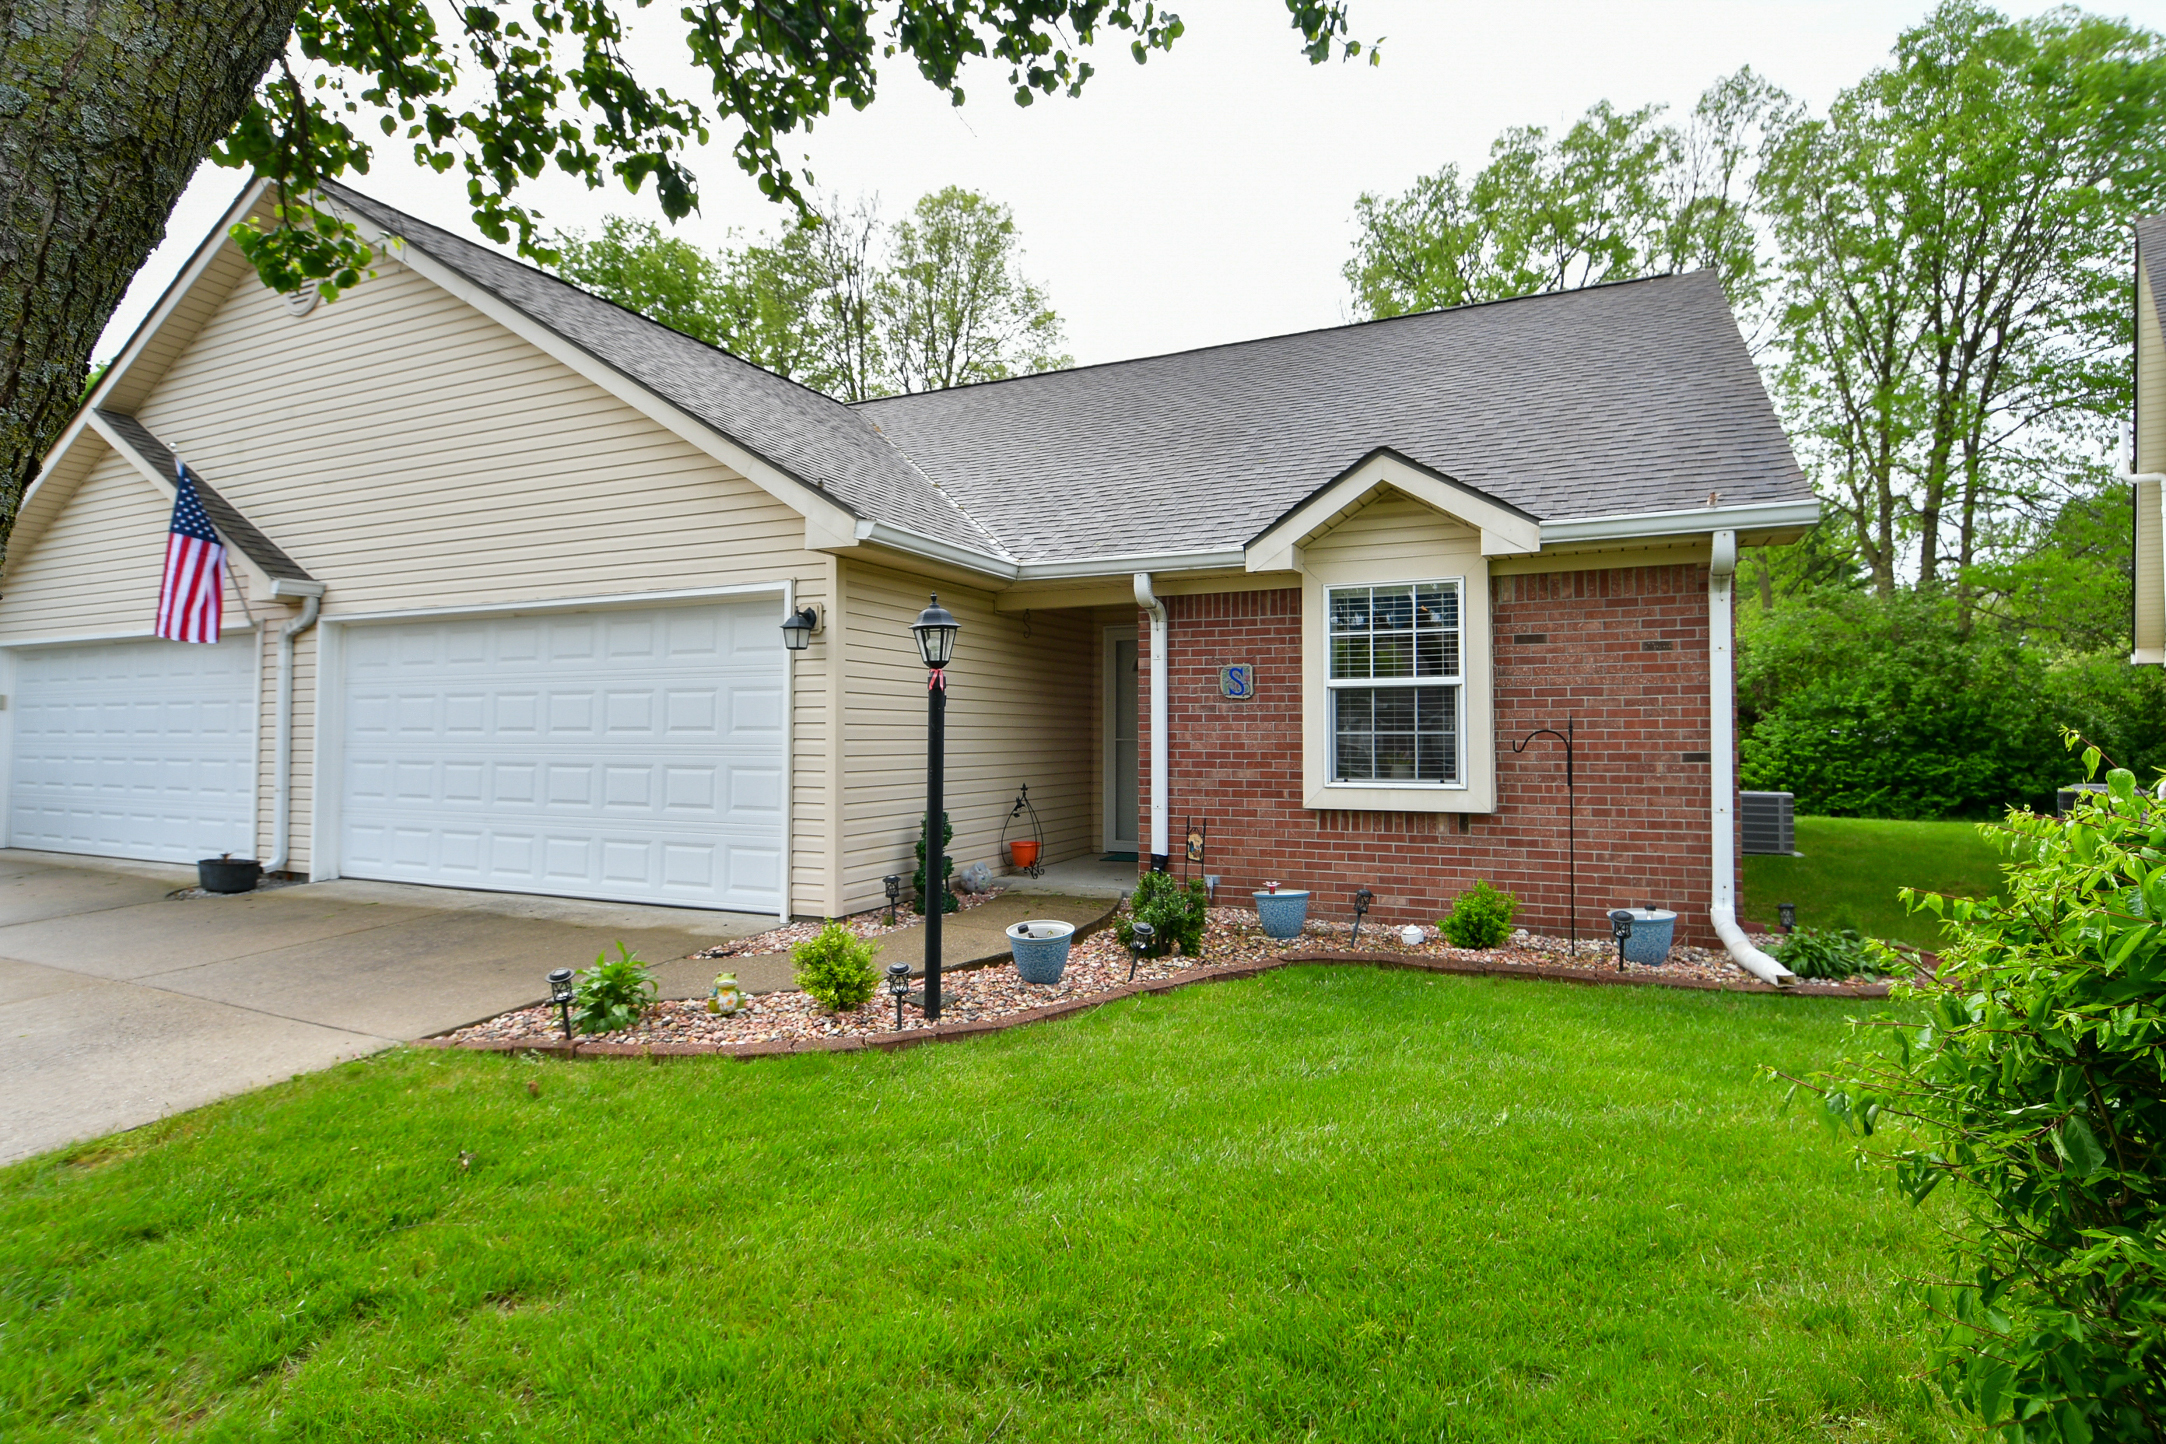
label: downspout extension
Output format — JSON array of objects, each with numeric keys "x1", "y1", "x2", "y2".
[
  {"x1": 264, "y1": 581, "x2": 325, "y2": 875},
  {"x1": 1707, "y1": 531, "x2": 1794, "y2": 987},
  {"x1": 1134, "y1": 572, "x2": 1170, "y2": 871}
]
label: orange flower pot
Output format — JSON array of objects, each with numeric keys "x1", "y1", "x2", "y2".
[{"x1": 1008, "y1": 839, "x2": 1041, "y2": 869}]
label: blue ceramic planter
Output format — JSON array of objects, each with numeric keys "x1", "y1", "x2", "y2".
[
  {"x1": 1616, "y1": 908, "x2": 1677, "y2": 965},
  {"x1": 1253, "y1": 890, "x2": 1311, "y2": 940},
  {"x1": 1006, "y1": 919, "x2": 1076, "y2": 984}
]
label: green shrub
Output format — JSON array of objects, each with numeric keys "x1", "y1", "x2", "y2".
[
  {"x1": 1439, "y1": 880, "x2": 1518, "y2": 949},
  {"x1": 1771, "y1": 926, "x2": 1899, "y2": 980},
  {"x1": 1801, "y1": 745, "x2": 2166, "y2": 1439},
  {"x1": 1115, "y1": 870, "x2": 1208, "y2": 958},
  {"x1": 574, "y1": 942, "x2": 656, "y2": 1035},
  {"x1": 793, "y1": 921, "x2": 879, "y2": 1011},
  {"x1": 911, "y1": 811, "x2": 957, "y2": 915}
]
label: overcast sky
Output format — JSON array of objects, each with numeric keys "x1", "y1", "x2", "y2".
[{"x1": 98, "y1": 0, "x2": 2166, "y2": 370}]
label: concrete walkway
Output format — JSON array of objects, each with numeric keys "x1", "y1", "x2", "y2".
[{"x1": 0, "y1": 851, "x2": 771, "y2": 1165}]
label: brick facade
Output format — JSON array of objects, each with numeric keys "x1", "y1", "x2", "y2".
[{"x1": 1140, "y1": 563, "x2": 1737, "y2": 947}]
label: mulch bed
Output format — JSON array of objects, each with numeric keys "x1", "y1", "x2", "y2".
[
  {"x1": 690, "y1": 885, "x2": 1012, "y2": 960},
  {"x1": 426, "y1": 907, "x2": 1895, "y2": 1061}
]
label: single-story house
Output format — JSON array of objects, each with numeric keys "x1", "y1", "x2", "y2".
[
  {"x1": 0, "y1": 179, "x2": 1817, "y2": 966},
  {"x1": 2131, "y1": 213, "x2": 2164, "y2": 661}
]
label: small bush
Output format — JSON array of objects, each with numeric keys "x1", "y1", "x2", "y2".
[
  {"x1": 793, "y1": 921, "x2": 879, "y2": 1011},
  {"x1": 912, "y1": 811, "x2": 958, "y2": 915},
  {"x1": 1439, "y1": 880, "x2": 1518, "y2": 950},
  {"x1": 574, "y1": 942, "x2": 657, "y2": 1035},
  {"x1": 1116, "y1": 871, "x2": 1209, "y2": 957},
  {"x1": 1772, "y1": 926, "x2": 1897, "y2": 980}
]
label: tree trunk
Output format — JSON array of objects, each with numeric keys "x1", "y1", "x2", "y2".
[{"x1": 0, "y1": 0, "x2": 298, "y2": 538}]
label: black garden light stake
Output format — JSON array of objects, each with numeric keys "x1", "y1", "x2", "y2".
[
  {"x1": 887, "y1": 962, "x2": 912, "y2": 1031},
  {"x1": 1778, "y1": 901, "x2": 1797, "y2": 934},
  {"x1": 883, "y1": 874, "x2": 901, "y2": 927},
  {"x1": 546, "y1": 967, "x2": 576, "y2": 1040},
  {"x1": 1351, "y1": 887, "x2": 1374, "y2": 945},
  {"x1": 1128, "y1": 920, "x2": 1155, "y2": 982},
  {"x1": 1511, "y1": 717, "x2": 1578, "y2": 955},
  {"x1": 911, "y1": 595, "x2": 960, "y2": 1022},
  {"x1": 1608, "y1": 909, "x2": 1634, "y2": 974}
]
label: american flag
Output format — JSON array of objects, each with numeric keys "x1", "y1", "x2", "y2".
[{"x1": 154, "y1": 460, "x2": 225, "y2": 644}]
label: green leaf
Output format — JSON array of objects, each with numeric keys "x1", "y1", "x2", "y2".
[{"x1": 2056, "y1": 1115, "x2": 2107, "y2": 1181}]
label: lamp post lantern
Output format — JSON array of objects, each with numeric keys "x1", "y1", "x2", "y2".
[{"x1": 911, "y1": 595, "x2": 960, "y2": 1021}]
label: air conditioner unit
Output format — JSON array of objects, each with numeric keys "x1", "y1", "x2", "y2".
[{"x1": 1741, "y1": 791, "x2": 1795, "y2": 856}]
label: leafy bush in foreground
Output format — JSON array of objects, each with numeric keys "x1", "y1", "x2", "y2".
[
  {"x1": 575, "y1": 942, "x2": 657, "y2": 1035},
  {"x1": 1798, "y1": 750, "x2": 2166, "y2": 1440},
  {"x1": 1439, "y1": 880, "x2": 1518, "y2": 950}
]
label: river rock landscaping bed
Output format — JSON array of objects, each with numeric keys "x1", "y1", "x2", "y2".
[
  {"x1": 439, "y1": 908, "x2": 1885, "y2": 1055},
  {"x1": 691, "y1": 885, "x2": 1012, "y2": 960}
]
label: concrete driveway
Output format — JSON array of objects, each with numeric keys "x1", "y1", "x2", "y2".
[{"x1": 0, "y1": 851, "x2": 772, "y2": 1165}]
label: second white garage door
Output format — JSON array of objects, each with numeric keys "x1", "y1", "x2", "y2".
[{"x1": 338, "y1": 602, "x2": 785, "y2": 911}]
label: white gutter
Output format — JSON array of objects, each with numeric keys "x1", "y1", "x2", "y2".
[
  {"x1": 264, "y1": 580, "x2": 325, "y2": 874},
  {"x1": 1540, "y1": 498, "x2": 1821, "y2": 547},
  {"x1": 1707, "y1": 530, "x2": 1795, "y2": 986},
  {"x1": 1134, "y1": 572, "x2": 1170, "y2": 868}
]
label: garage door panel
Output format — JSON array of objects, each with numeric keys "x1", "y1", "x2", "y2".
[
  {"x1": 340, "y1": 602, "x2": 784, "y2": 910},
  {"x1": 8, "y1": 637, "x2": 255, "y2": 864}
]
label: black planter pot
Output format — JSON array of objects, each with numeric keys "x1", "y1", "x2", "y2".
[{"x1": 197, "y1": 857, "x2": 262, "y2": 894}]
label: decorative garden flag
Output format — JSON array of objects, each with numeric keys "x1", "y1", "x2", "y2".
[{"x1": 154, "y1": 460, "x2": 224, "y2": 643}]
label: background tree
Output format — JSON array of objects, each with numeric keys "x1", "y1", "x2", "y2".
[
  {"x1": 0, "y1": 1, "x2": 1372, "y2": 536},
  {"x1": 552, "y1": 187, "x2": 1067, "y2": 398}
]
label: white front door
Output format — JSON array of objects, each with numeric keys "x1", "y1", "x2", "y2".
[
  {"x1": 1104, "y1": 630, "x2": 1138, "y2": 853},
  {"x1": 7, "y1": 636, "x2": 257, "y2": 863},
  {"x1": 337, "y1": 601, "x2": 785, "y2": 911}
]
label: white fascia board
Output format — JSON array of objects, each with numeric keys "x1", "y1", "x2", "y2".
[
  {"x1": 851, "y1": 520, "x2": 1018, "y2": 579},
  {"x1": 83, "y1": 410, "x2": 279, "y2": 594},
  {"x1": 1540, "y1": 498, "x2": 1821, "y2": 545},
  {"x1": 362, "y1": 219, "x2": 864, "y2": 552}
]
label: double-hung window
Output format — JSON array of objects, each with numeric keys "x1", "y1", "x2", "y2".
[{"x1": 1326, "y1": 581, "x2": 1462, "y2": 785}]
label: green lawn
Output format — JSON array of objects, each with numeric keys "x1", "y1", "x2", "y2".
[
  {"x1": 2, "y1": 969, "x2": 1951, "y2": 1442},
  {"x1": 1744, "y1": 815, "x2": 2009, "y2": 950}
]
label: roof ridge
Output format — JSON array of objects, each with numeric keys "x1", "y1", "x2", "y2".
[{"x1": 853, "y1": 270, "x2": 1711, "y2": 407}]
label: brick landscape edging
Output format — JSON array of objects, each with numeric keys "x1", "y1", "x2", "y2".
[{"x1": 410, "y1": 949, "x2": 1893, "y2": 1062}]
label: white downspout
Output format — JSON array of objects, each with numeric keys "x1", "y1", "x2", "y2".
[
  {"x1": 1707, "y1": 531, "x2": 1794, "y2": 986},
  {"x1": 1134, "y1": 572, "x2": 1170, "y2": 869},
  {"x1": 264, "y1": 581, "x2": 324, "y2": 875}
]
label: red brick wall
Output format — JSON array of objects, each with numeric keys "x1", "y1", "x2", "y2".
[{"x1": 1139, "y1": 564, "x2": 1737, "y2": 947}]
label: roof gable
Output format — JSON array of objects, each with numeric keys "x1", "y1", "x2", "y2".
[{"x1": 1247, "y1": 448, "x2": 1540, "y2": 573}]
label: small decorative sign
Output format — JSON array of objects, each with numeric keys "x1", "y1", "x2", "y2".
[{"x1": 1218, "y1": 663, "x2": 1255, "y2": 700}]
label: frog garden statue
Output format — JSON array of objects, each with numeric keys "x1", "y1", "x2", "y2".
[{"x1": 707, "y1": 973, "x2": 750, "y2": 1016}]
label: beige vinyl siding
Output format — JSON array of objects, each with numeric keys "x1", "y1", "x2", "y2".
[
  {"x1": 2136, "y1": 268, "x2": 2165, "y2": 661},
  {"x1": 2142, "y1": 266, "x2": 2166, "y2": 475},
  {"x1": 116, "y1": 251, "x2": 832, "y2": 908},
  {"x1": 1303, "y1": 489, "x2": 1477, "y2": 564},
  {"x1": 837, "y1": 560, "x2": 1096, "y2": 914}
]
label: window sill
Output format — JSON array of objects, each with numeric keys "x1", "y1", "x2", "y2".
[{"x1": 1305, "y1": 782, "x2": 1490, "y2": 814}]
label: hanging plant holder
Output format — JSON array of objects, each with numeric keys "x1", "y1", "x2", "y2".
[{"x1": 1001, "y1": 784, "x2": 1046, "y2": 877}]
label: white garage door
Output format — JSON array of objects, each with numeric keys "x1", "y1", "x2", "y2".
[
  {"x1": 7, "y1": 637, "x2": 257, "y2": 863},
  {"x1": 338, "y1": 602, "x2": 785, "y2": 911}
]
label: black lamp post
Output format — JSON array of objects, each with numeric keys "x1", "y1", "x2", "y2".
[
  {"x1": 911, "y1": 595, "x2": 960, "y2": 1021},
  {"x1": 887, "y1": 962, "x2": 912, "y2": 1030},
  {"x1": 546, "y1": 967, "x2": 576, "y2": 1040},
  {"x1": 1512, "y1": 717, "x2": 1578, "y2": 955},
  {"x1": 1128, "y1": 919, "x2": 1155, "y2": 981},
  {"x1": 1778, "y1": 901, "x2": 1797, "y2": 934},
  {"x1": 883, "y1": 874, "x2": 901, "y2": 927},
  {"x1": 1607, "y1": 909, "x2": 1634, "y2": 973},
  {"x1": 1351, "y1": 887, "x2": 1374, "y2": 945}
]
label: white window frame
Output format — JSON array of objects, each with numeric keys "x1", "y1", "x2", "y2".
[{"x1": 1323, "y1": 579, "x2": 1465, "y2": 789}]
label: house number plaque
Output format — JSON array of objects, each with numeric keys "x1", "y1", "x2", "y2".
[{"x1": 1218, "y1": 664, "x2": 1255, "y2": 700}]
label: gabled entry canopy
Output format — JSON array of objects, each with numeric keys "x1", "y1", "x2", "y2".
[{"x1": 1244, "y1": 447, "x2": 1542, "y2": 573}]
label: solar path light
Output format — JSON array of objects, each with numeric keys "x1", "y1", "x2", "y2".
[
  {"x1": 546, "y1": 967, "x2": 576, "y2": 1040},
  {"x1": 1351, "y1": 887, "x2": 1374, "y2": 945},
  {"x1": 1128, "y1": 920, "x2": 1155, "y2": 982},
  {"x1": 1607, "y1": 910, "x2": 1635, "y2": 973}
]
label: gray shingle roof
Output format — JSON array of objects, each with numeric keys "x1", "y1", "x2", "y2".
[
  {"x1": 324, "y1": 183, "x2": 1007, "y2": 561},
  {"x1": 97, "y1": 410, "x2": 314, "y2": 581},
  {"x1": 856, "y1": 271, "x2": 1809, "y2": 564}
]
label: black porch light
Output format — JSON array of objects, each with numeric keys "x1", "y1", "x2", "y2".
[
  {"x1": 912, "y1": 595, "x2": 960, "y2": 1020},
  {"x1": 1351, "y1": 887, "x2": 1374, "y2": 944},
  {"x1": 780, "y1": 604, "x2": 822, "y2": 651},
  {"x1": 883, "y1": 874, "x2": 901, "y2": 926},
  {"x1": 887, "y1": 962, "x2": 912, "y2": 1030},
  {"x1": 1128, "y1": 919, "x2": 1155, "y2": 982},
  {"x1": 1607, "y1": 909, "x2": 1635, "y2": 974},
  {"x1": 546, "y1": 967, "x2": 576, "y2": 1040},
  {"x1": 1778, "y1": 901, "x2": 1797, "y2": 934}
]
